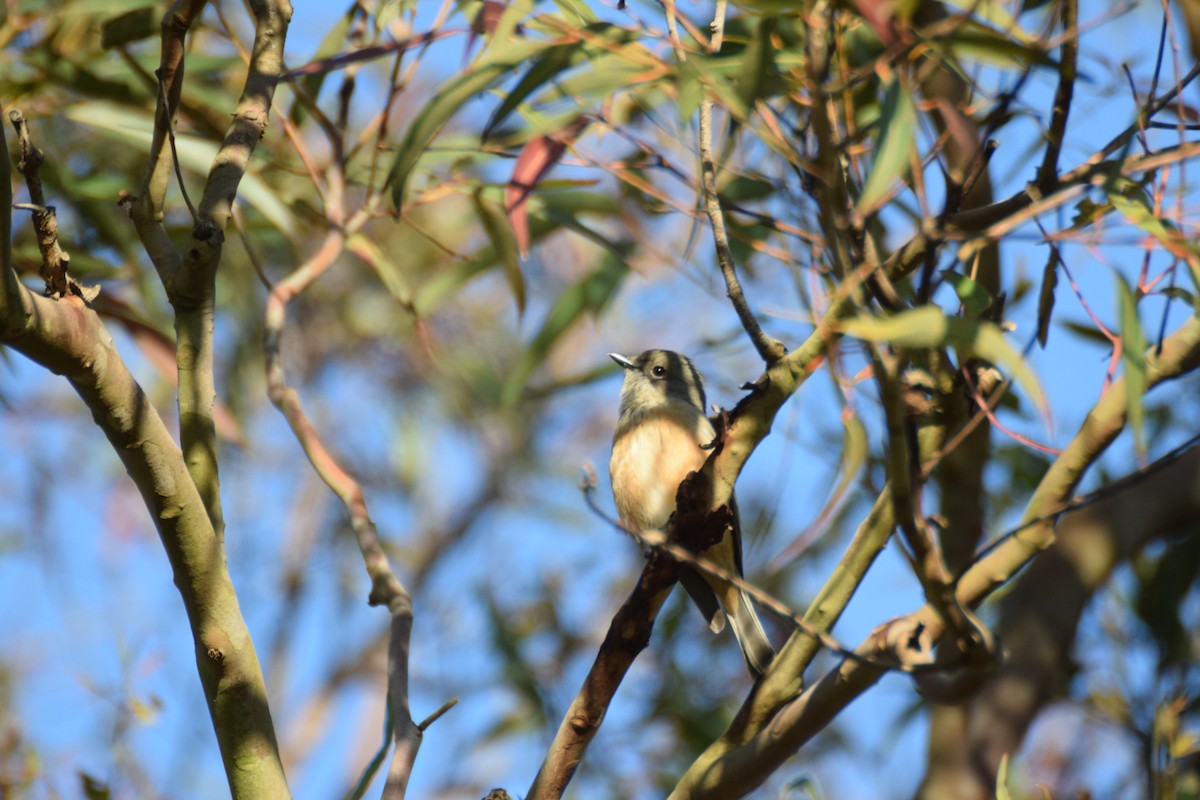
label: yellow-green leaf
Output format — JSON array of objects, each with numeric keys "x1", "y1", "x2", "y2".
[
  {"x1": 471, "y1": 188, "x2": 525, "y2": 315},
  {"x1": 1116, "y1": 275, "x2": 1147, "y2": 459},
  {"x1": 857, "y1": 78, "x2": 917, "y2": 213},
  {"x1": 841, "y1": 306, "x2": 1048, "y2": 424}
]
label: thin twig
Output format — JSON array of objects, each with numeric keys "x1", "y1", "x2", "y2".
[
  {"x1": 694, "y1": 1, "x2": 786, "y2": 363},
  {"x1": 156, "y1": 69, "x2": 197, "y2": 220},
  {"x1": 8, "y1": 111, "x2": 73, "y2": 298}
]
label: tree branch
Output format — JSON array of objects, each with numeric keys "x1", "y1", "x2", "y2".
[
  {"x1": 1036, "y1": 0, "x2": 1077, "y2": 193},
  {"x1": 263, "y1": 225, "x2": 430, "y2": 798},
  {"x1": 667, "y1": 313, "x2": 1200, "y2": 799},
  {"x1": 695, "y1": 0, "x2": 786, "y2": 364},
  {"x1": 0, "y1": 286, "x2": 289, "y2": 797}
]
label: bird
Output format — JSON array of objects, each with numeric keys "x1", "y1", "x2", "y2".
[{"x1": 608, "y1": 349, "x2": 774, "y2": 678}]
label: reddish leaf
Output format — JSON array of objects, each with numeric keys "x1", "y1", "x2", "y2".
[
  {"x1": 466, "y1": 1, "x2": 523, "y2": 55},
  {"x1": 505, "y1": 116, "x2": 590, "y2": 257},
  {"x1": 853, "y1": 0, "x2": 904, "y2": 50}
]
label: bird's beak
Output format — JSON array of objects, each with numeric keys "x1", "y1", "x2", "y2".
[{"x1": 609, "y1": 353, "x2": 636, "y2": 370}]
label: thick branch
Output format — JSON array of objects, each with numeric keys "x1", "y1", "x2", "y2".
[
  {"x1": 0, "y1": 107, "x2": 24, "y2": 331},
  {"x1": 131, "y1": 0, "x2": 207, "y2": 285},
  {"x1": 0, "y1": 288, "x2": 289, "y2": 798},
  {"x1": 170, "y1": 0, "x2": 292, "y2": 547},
  {"x1": 526, "y1": 552, "x2": 680, "y2": 800}
]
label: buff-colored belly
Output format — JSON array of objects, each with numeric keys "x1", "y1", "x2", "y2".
[{"x1": 610, "y1": 407, "x2": 714, "y2": 532}]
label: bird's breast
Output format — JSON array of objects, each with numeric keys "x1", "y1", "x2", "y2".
[{"x1": 610, "y1": 406, "x2": 715, "y2": 532}]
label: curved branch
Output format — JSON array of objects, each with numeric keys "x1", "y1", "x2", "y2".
[
  {"x1": 0, "y1": 288, "x2": 289, "y2": 798},
  {"x1": 264, "y1": 228, "x2": 426, "y2": 798}
]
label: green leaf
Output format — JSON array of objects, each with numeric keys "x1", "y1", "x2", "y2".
[
  {"x1": 550, "y1": 0, "x2": 597, "y2": 22},
  {"x1": 1116, "y1": 275, "x2": 1147, "y2": 459},
  {"x1": 995, "y1": 753, "x2": 1012, "y2": 800},
  {"x1": 735, "y1": 17, "x2": 778, "y2": 113},
  {"x1": 346, "y1": 233, "x2": 412, "y2": 306},
  {"x1": 62, "y1": 102, "x2": 298, "y2": 236},
  {"x1": 943, "y1": 271, "x2": 993, "y2": 317},
  {"x1": 841, "y1": 306, "x2": 1048, "y2": 424},
  {"x1": 484, "y1": 42, "x2": 585, "y2": 140},
  {"x1": 941, "y1": 19, "x2": 1054, "y2": 69},
  {"x1": 501, "y1": 251, "x2": 628, "y2": 405},
  {"x1": 480, "y1": 0, "x2": 535, "y2": 54},
  {"x1": 857, "y1": 77, "x2": 917, "y2": 212},
  {"x1": 1109, "y1": 188, "x2": 1200, "y2": 296},
  {"x1": 471, "y1": 188, "x2": 525, "y2": 315},
  {"x1": 389, "y1": 38, "x2": 545, "y2": 208}
]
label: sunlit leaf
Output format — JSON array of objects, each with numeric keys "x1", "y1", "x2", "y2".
[
  {"x1": 389, "y1": 37, "x2": 545, "y2": 208},
  {"x1": 484, "y1": 43, "x2": 580, "y2": 139},
  {"x1": 346, "y1": 233, "x2": 413, "y2": 306},
  {"x1": 1115, "y1": 275, "x2": 1147, "y2": 459},
  {"x1": 857, "y1": 77, "x2": 916, "y2": 212},
  {"x1": 840, "y1": 306, "x2": 1048, "y2": 425},
  {"x1": 62, "y1": 102, "x2": 297, "y2": 236},
  {"x1": 994, "y1": 753, "x2": 1011, "y2": 800},
  {"x1": 1109, "y1": 188, "x2": 1200, "y2": 295},
  {"x1": 506, "y1": 116, "x2": 590, "y2": 257},
  {"x1": 484, "y1": 23, "x2": 639, "y2": 138},
  {"x1": 944, "y1": 271, "x2": 992, "y2": 316},
  {"x1": 472, "y1": 188, "x2": 525, "y2": 314}
]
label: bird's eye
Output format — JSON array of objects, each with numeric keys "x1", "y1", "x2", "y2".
[{"x1": 651, "y1": 365, "x2": 666, "y2": 378}]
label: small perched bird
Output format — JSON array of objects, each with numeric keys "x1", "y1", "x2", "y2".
[{"x1": 609, "y1": 349, "x2": 774, "y2": 678}]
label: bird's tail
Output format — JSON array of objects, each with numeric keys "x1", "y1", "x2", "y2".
[{"x1": 726, "y1": 590, "x2": 774, "y2": 678}]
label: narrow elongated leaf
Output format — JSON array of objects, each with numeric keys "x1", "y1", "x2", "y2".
[
  {"x1": 63, "y1": 102, "x2": 297, "y2": 236},
  {"x1": 995, "y1": 753, "x2": 1012, "y2": 800},
  {"x1": 841, "y1": 306, "x2": 1049, "y2": 424},
  {"x1": 389, "y1": 38, "x2": 545, "y2": 208},
  {"x1": 506, "y1": 116, "x2": 590, "y2": 257},
  {"x1": 944, "y1": 271, "x2": 993, "y2": 316},
  {"x1": 1116, "y1": 275, "x2": 1147, "y2": 459},
  {"x1": 1036, "y1": 249, "x2": 1058, "y2": 348},
  {"x1": 1110, "y1": 189, "x2": 1200, "y2": 295},
  {"x1": 735, "y1": 17, "x2": 778, "y2": 112},
  {"x1": 483, "y1": 42, "x2": 583, "y2": 140},
  {"x1": 857, "y1": 78, "x2": 917, "y2": 212},
  {"x1": 472, "y1": 189, "x2": 525, "y2": 314}
]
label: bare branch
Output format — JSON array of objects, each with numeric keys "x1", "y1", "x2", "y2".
[
  {"x1": 0, "y1": 286, "x2": 289, "y2": 798},
  {"x1": 1037, "y1": 0, "x2": 1078, "y2": 193},
  {"x1": 264, "y1": 226, "x2": 426, "y2": 798},
  {"x1": 692, "y1": 0, "x2": 785, "y2": 364}
]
